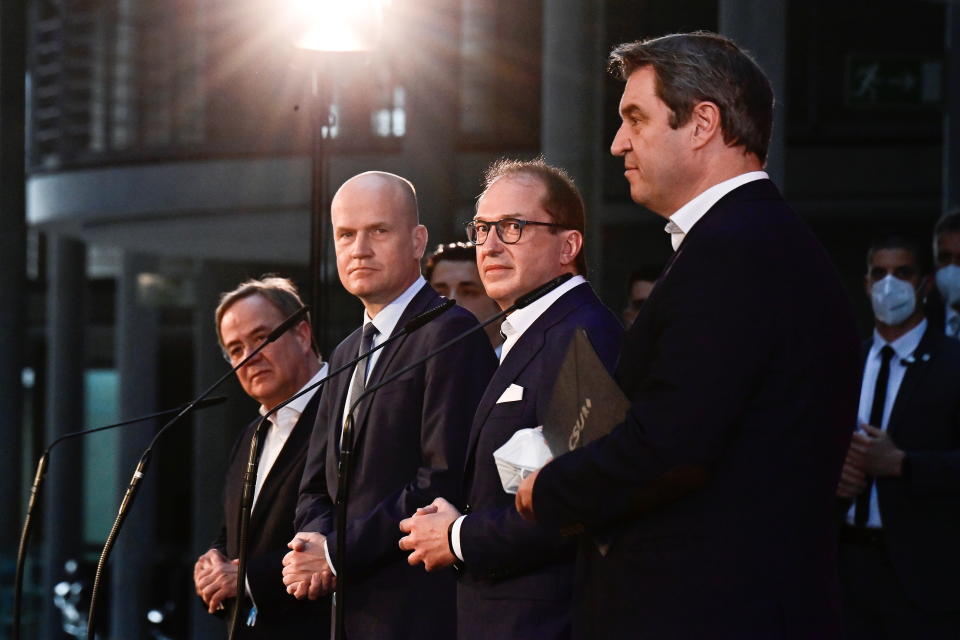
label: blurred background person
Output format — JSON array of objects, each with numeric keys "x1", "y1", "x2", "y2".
[
  {"x1": 837, "y1": 234, "x2": 960, "y2": 639},
  {"x1": 425, "y1": 242, "x2": 503, "y2": 353},
  {"x1": 931, "y1": 210, "x2": 960, "y2": 339},
  {"x1": 620, "y1": 267, "x2": 660, "y2": 327}
]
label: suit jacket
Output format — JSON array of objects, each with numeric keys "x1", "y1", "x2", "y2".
[
  {"x1": 296, "y1": 283, "x2": 497, "y2": 640},
  {"x1": 872, "y1": 326, "x2": 960, "y2": 611},
  {"x1": 212, "y1": 390, "x2": 329, "y2": 637},
  {"x1": 457, "y1": 283, "x2": 621, "y2": 640},
  {"x1": 532, "y1": 179, "x2": 862, "y2": 639}
]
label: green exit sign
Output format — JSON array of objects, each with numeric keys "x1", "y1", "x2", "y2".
[{"x1": 845, "y1": 54, "x2": 942, "y2": 109}]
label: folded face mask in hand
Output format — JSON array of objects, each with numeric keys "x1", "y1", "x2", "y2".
[{"x1": 492, "y1": 427, "x2": 554, "y2": 494}]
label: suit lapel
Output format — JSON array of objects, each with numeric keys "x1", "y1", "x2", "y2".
[
  {"x1": 465, "y1": 284, "x2": 592, "y2": 467},
  {"x1": 249, "y1": 391, "x2": 322, "y2": 531},
  {"x1": 466, "y1": 329, "x2": 547, "y2": 464},
  {"x1": 887, "y1": 327, "x2": 937, "y2": 439},
  {"x1": 326, "y1": 329, "x2": 362, "y2": 496},
  {"x1": 350, "y1": 284, "x2": 439, "y2": 450}
]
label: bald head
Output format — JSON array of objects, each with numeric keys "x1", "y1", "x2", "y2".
[
  {"x1": 331, "y1": 171, "x2": 428, "y2": 316},
  {"x1": 333, "y1": 171, "x2": 419, "y2": 229}
]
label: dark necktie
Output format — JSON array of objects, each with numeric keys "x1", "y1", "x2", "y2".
[
  {"x1": 854, "y1": 344, "x2": 895, "y2": 528},
  {"x1": 342, "y1": 323, "x2": 379, "y2": 447}
]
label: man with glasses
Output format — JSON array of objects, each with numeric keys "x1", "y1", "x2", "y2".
[
  {"x1": 399, "y1": 158, "x2": 621, "y2": 640},
  {"x1": 193, "y1": 276, "x2": 329, "y2": 638}
]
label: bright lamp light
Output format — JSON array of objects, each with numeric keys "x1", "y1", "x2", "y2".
[{"x1": 290, "y1": 0, "x2": 384, "y2": 52}]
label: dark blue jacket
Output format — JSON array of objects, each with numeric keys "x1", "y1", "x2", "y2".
[
  {"x1": 533, "y1": 180, "x2": 862, "y2": 639},
  {"x1": 296, "y1": 283, "x2": 497, "y2": 640},
  {"x1": 457, "y1": 282, "x2": 621, "y2": 640}
]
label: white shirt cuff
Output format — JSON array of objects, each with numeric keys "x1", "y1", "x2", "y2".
[
  {"x1": 324, "y1": 538, "x2": 337, "y2": 576},
  {"x1": 451, "y1": 515, "x2": 467, "y2": 562}
]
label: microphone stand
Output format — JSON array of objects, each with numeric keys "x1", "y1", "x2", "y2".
[
  {"x1": 10, "y1": 397, "x2": 226, "y2": 640},
  {"x1": 225, "y1": 299, "x2": 455, "y2": 640},
  {"x1": 333, "y1": 274, "x2": 573, "y2": 640},
  {"x1": 85, "y1": 306, "x2": 311, "y2": 640}
]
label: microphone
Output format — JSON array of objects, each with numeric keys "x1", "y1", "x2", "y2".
[
  {"x1": 11, "y1": 396, "x2": 227, "y2": 640},
  {"x1": 225, "y1": 297, "x2": 455, "y2": 640},
  {"x1": 515, "y1": 273, "x2": 573, "y2": 309},
  {"x1": 266, "y1": 305, "x2": 310, "y2": 342},
  {"x1": 86, "y1": 303, "x2": 312, "y2": 640},
  {"x1": 331, "y1": 273, "x2": 575, "y2": 640}
]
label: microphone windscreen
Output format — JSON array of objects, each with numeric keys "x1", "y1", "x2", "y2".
[
  {"x1": 266, "y1": 306, "x2": 311, "y2": 342},
  {"x1": 404, "y1": 299, "x2": 455, "y2": 332},
  {"x1": 515, "y1": 273, "x2": 574, "y2": 309}
]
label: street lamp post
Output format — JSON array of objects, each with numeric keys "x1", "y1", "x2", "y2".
[{"x1": 291, "y1": 0, "x2": 384, "y2": 356}]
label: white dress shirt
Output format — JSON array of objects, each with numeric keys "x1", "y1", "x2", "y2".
[
  {"x1": 451, "y1": 275, "x2": 587, "y2": 562},
  {"x1": 341, "y1": 276, "x2": 428, "y2": 427},
  {"x1": 664, "y1": 171, "x2": 769, "y2": 250},
  {"x1": 498, "y1": 275, "x2": 586, "y2": 363},
  {"x1": 254, "y1": 364, "x2": 327, "y2": 508},
  {"x1": 326, "y1": 276, "x2": 428, "y2": 574},
  {"x1": 246, "y1": 362, "x2": 326, "y2": 604},
  {"x1": 846, "y1": 319, "x2": 927, "y2": 528}
]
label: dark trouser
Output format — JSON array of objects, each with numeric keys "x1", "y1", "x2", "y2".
[{"x1": 839, "y1": 529, "x2": 960, "y2": 639}]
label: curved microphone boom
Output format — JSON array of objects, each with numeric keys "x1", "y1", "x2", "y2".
[
  {"x1": 225, "y1": 298, "x2": 455, "y2": 640},
  {"x1": 11, "y1": 396, "x2": 226, "y2": 640},
  {"x1": 86, "y1": 306, "x2": 311, "y2": 640},
  {"x1": 332, "y1": 273, "x2": 572, "y2": 639}
]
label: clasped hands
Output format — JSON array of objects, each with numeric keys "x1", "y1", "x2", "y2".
[
  {"x1": 398, "y1": 497, "x2": 462, "y2": 571},
  {"x1": 193, "y1": 548, "x2": 238, "y2": 614},
  {"x1": 398, "y1": 484, "x2": 541, "y2": 571},
  {"x1": 281, "y1": 532, "x2": 336, "y2": 600},
  {"x1": 836, "y1": 422, "x2": 905, "y2": 498}
]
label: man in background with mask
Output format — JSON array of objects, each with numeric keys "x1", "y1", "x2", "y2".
[
  {"x1": 836, "y1": 234, "x2": 960, "y2": 639},
  {"x1": 932, "y1": 210, "x2": 960, "y2": 339}
]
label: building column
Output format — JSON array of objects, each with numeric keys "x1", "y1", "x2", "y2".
[
  {"x1": 189, "y1": 261, "x2": 257, "y2": 640},
  {"x1": 40, "y1": 235, "x2": 86, "y2": 640},
  {"x1": 0, "y1": 0, "x2": 28, "y2": 578},
  {"x1": 541, "y1": 0, "x2": 605, "y2": 284},
  {"x1": 109, "y1": 252, "x2": 160, "y2": 640},
  {"x1": 719, "y1": 0, "x2": 787, "y2": 190},
  {"x1": 945, "y1": 4, "x2": 960, "y2": 213}
]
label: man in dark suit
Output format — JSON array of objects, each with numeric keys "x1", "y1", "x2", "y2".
[
  {"x1": 398, "y1": 159, "x2": 622, "y2": 639},
  {"x1": 515, "y1": 33, "x2": 862, "y2": 638},
  {"x1": 282, "y1": 171, "x2": 497, "y2": 639},
  {"x1": 836, "y1": 235, "x2": 960, "y2": 638},
  {"x1": 193, "y1": 276, "x2": 329, "y2": 637}
]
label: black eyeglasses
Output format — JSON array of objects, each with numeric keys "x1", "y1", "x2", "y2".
[{"x1": 464, "y1": 217, "x2": 568, "y2": 245}]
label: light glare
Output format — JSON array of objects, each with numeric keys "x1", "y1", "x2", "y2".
[{"x1": 291, "y1": 0, "x2": 383, "y2": 52}]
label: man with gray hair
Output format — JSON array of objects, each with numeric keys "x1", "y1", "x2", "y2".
[
  {"x1": 515, "y1": 32, "x2": 861, "y2": 638},
  {"x1": 194, "y1": 275, "x2": 329, "y2": 637}
]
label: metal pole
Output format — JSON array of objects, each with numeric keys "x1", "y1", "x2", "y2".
[{"x1": 310, "y1": 62, "x2": 333, "y2": 355}]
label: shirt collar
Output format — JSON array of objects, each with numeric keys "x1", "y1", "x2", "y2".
[
  {"x1": 500, "y1": 275, "x2": 586, "y2": 342},
  {"x1": 363, "y1": 276, "x2": 427, "y2": 338},
  {"x1": 259, "y1": 361, "x2": 328, "y2": 418},
  {"x1": 665, "y1": 171, "x2": 769, "y2": 250},
  {"x1": 870, "y1": 318, "x2": 927, "y2": 362}
]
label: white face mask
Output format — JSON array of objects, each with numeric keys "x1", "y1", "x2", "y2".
[
  {"x1": 871, "y1": 275, "x2": 917, "y2": 326},
  {"x1": 492, "y1": 427, "x2": 553, "y2": 494},
  {"x1": 936, "y1": 264, "x2": 960, "y2": 308}
]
